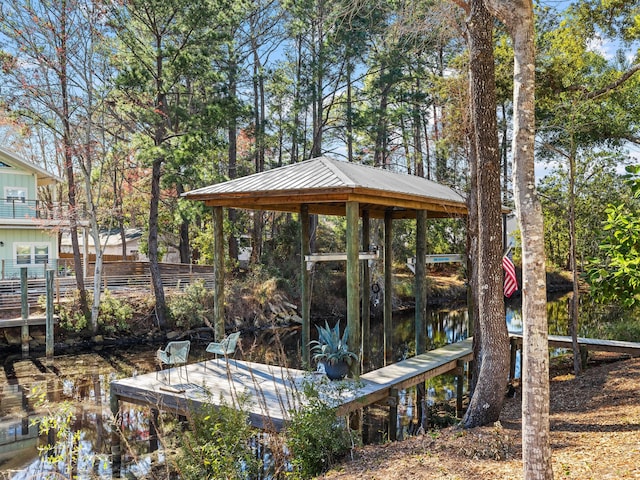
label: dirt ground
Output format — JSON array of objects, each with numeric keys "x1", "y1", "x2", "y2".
[{"x1": 322, "y1": 352, "x2": 640, "y2": 479}]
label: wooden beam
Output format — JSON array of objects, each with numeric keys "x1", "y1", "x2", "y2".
[
  {"x1": 46, "y1": 269, "x2": 54, "y2": 358},
  {"x1": 300, "y1": 205, "x2": 311, "y2": 368},
  {"x1": 361, "y1": 210, "x2": 371, "y2": 371},
  {"x1": 415, "y1": 210, "x2": 427, "y2": 355},
  {"x1": 304, "y1": 251, "x2": 378, "y2": 263},
  {"x1": 384, "y1": 210, "x2": 393, "y2": 366},
  {"x1": 346, "y1": 201, "x2": 361, "y2": 377},
  {"x1": 213, "y1": 206, "x2": 225, "y2": 341},
  {"x1": 20, "y1": 267, "x2": 28, "y2": 356}
]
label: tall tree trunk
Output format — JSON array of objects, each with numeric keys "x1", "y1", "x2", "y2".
[
  {"x1": 463, "y1": 0, "x2": 509, "y2": 428},
  {"x1": 60, "y1": 0, "x2": 88, "y2": 318},
  {"x1": 176, "y1": 183, "x2": 190, "y2": 264},
  {"x1": 484, "y1": 0, "x2": 553, "y2": 477},
  {"x1": 346, "y1": 63, "x2": 354, "y2": 163},
  {"x1": 291, "y1": 35, "x2": 302, "y2": 164},
  {"x1": 466, "y1": 130, "x2": 480, "y2": 397},
  {"x1": 413, "y1": 79, "x2": 424, "y2": 177},
  {"x1": 148, "y1": 156, "x2": 167, "y2": 328},
  {"x1": 374, "y1": 73, "x2": 391, "y2": 168},
  {"x1": 568, "y1": 144, "x2": 582, "y2": 375},
  {"x1": 149, "y1": 34, "x2": 168, "y2": 329}
]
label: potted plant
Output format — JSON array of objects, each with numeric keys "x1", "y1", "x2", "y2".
[{"x1": 310, "y1": 321, "x2": 358, "y2": 380}]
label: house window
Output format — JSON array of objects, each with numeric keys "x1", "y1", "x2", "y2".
[
  {"x1": 14, "y1": 243, "x2": 50, "y2": 265},
  {"x1": 5, "y1": 187, "x2": 26, "y2": 203}
]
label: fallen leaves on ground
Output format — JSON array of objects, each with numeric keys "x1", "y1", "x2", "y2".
[{"x1": 322, "y1": 353, "x2": 640, "y2": 479}]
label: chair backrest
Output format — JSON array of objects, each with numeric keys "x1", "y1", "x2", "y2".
[
  {"x1": 221, "y1": 331, "x2": 241, "y2": 354},
  {"x1": 165, "y1": 340, "x2": 190, "y2": 364}
]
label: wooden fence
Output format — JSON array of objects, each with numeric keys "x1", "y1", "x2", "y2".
[{"x1": 0, "y1": 262, "x2": 214, "y2": 313}]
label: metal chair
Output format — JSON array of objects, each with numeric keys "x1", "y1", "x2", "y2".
[
  {"x1": 206, "y1": 331, "x2": 241, "y2": 367},
  {"x1": 156, "y1": 340, "x2": 190, "y2": 384}
]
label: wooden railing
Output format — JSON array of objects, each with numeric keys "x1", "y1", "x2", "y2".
[{"x1": 0, "y1": 262, "x2": 214, "y2": 312}]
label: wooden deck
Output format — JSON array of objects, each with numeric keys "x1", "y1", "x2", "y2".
[
  {"x1": 110, "y1": 338, "x2": 474, "y2": 432},
  {"x1": 509, "y1": 333, "x2": 640, "y2": 356},
  {"x1": 0, "y1": 316, "x2": 55, "y2": 328}
]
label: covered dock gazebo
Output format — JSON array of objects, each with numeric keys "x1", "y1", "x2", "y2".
[{"x1": 183, "y1": 156, "x2": 467, "y2": 374}]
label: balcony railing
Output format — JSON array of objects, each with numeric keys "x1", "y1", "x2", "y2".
[{"x1": 0, "y1": 198, "x2": 87, "y2": 221}]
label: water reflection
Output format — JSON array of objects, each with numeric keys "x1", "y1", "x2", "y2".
[
  {"x1": 0, "y1": 349, "x2": 161, "y2": 479},
  {"x1": 1, "y1": 295, "x2": 591, "y2": 477}
]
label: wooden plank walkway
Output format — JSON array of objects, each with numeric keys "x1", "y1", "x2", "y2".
[
  {"x1": 110, "y1": 338, "x2": 474, "y2": 432},
  {"x1": 0, "y1": 316, "x2": 56, "y2": 328},
  {"x1": 509, "y1": 333, "x2": 640, "y2": 356}
]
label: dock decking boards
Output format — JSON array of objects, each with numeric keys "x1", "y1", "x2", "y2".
[
  {"x1": 110, "y1": 338, "x2": 474, "y2": 432},
  {"x1": 509, "y1": 333, "x2": 640, "y2": 357}
]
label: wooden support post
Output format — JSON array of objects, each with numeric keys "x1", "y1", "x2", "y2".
[
  {"x1": 416, "y1": 382, "x2": 425, "y2": 432},
  {"x1": 456, "y1": 360, "x2": 465, "y2": 417},
  {"x1": 361, "y1": 210, "x2": 370, "y2": 371},
  {"x1": 580, "y1": 345, "x2": 588, "y2": 369},
  {"x1": 509, "y1": 337, "x2": 518, "y2": 381},
  {"x1": 20, "y1": 267, "x2": 29, "y2": 356},
  {"x1": 415, "y1": 210, "x2": 427, "y2": 355},
  {"x1": 46, "y1": 269, "x2": 54, "y2": 358},
  {"x1": 388, "y1": 387, "x2": 399, "y2": 442},
  {"x1": 346, "y1": 201, "x2": 361, "y2": 377},
  {"x1": 149, "y1": 408, "x2": 159, "y2": 453},
  {"x1": 1, "y1": 259, "x2": 5, "y2": 280},
  {"x1": 300, "y1": 204, "x2": 311, "y2": 368},
  {"x1": 110, "y1": 387, "x2": 122, "y2": 478},
  {"x1": 213, "y1": 206, "x2": 225, "y2": 341},
  {"x1": 384, "y1": 210, "x2": 393, "y2": 366}
]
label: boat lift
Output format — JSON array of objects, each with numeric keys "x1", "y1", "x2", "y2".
[{"x1": 406, "y1": 254, "x2": 465, "y2": 274}]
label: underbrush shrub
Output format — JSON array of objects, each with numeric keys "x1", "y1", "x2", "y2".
[
  {"x1": 53, "y1": 289, "x2": 90, "y2": 333},
  {"x1": 98, "y1": 289, "x2": 133, "y2": 334},
  {"x1": 285, "y1": 381, "x2": 358, "y2": 478},
  {"x1": 167, "y1": 279, "x2": 214, "y2": 329},
  {"x1": 176, "y1": 394, "x2": 261, "y2": 480},
  {"x1": 605, "y1": 317, "x2": 640, "y2": 342}
]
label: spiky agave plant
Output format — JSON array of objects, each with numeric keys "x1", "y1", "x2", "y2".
[{"x1": 309, "y1": 320, "x2": 358, "y2": 366}]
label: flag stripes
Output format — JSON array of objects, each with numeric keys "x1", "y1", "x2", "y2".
[{"x1": 503, "y1": 255, "x2": 518, "y2": 298}]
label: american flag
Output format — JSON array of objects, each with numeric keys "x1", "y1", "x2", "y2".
[{"x1": 503, "y1": 255, "x2": 518, "y2": 298}]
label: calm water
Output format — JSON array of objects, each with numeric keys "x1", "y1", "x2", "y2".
[{"x1": 1, "y1": 294, "x2": 595, "y2": 478}]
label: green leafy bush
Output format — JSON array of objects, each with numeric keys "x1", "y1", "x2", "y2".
[
  {"x1": 285, "y1": 382, "x2": 357, "y2": 478},
  {"x1": 168, "y1": 279, "x2": 214, "y2": 329},
  {"x1": 604, "y1": 317, "x2": 640, "y2": 342},
  {"x1": 176, "y1": 395, "x2": 260, "y2": 480},
  {"x1": 98, "y1": 289, "x2": 133, "y2": 334},
  {"x1": 55, "y1": 289, "x2": 90, "y2": 333}
]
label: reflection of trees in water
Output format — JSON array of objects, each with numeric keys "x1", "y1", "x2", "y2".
[{"x1": 1, "y1": 348, "x2": 163, "y2": 475}]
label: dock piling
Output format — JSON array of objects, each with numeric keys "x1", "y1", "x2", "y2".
[
  {"x1": 20, "y1": 268, "x2": 29, "y2": 356},
  {"x1": 388, "y1": 388, "x2": 398, "y2": 441}
]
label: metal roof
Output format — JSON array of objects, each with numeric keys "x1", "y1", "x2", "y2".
[{"x1": 183, "y1": 156, "x2": 467, "y2": 219}]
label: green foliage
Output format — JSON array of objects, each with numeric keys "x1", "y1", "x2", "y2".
[
  {"x1": 31, "y1": 385, "x2": 89, "y2": 478},
  {"x1": 310, "y1": 321, "x2": 358, "y2": 367},
  {"x1": 177, "y1": 394, "x2": 261, "y2": 480},
  {"x1": 586, "y1": 166, "x2": 640, "y2": 307},
  {"x1": 168, "y1": 279, "x2": 214, "y2": 329},
  {"x1": 286, "y1": 382, "x2": 356, "y2": 478},
  {"x1": 98, "y1": 289, "x2": 134, "y2": 334},
  {"x1": 604, "y1": 317, "x2": 640, "y2": 342},
  {"x1": 56, "y1": 289, "x2": 90, "y2": 333}
]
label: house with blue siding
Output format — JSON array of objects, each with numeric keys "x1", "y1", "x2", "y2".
[{"x1": 0, "y1": 146, "x2": 66, "y2": 279}]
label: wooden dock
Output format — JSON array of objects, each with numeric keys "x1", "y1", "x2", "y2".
[
  {"x1": 109, "y1": 338, "x2": 474, "y2": 433},
  {"x1": 509, "y1": 333, "x2": 640, "y2": 357},
  {"x1": 0, "y1": 316, "x2": 55, "y2": 328}
]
